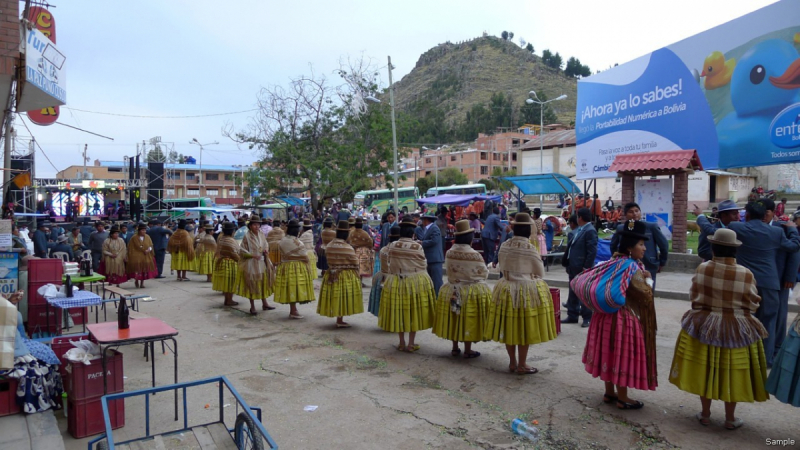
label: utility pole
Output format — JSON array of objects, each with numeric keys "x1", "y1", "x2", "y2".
[
  {"x1": 82, "y1": 144, "x2": 88, "y2": 177},
  {"x1": 387, "y1": 56, "x2": 399, "y2": 214},
  {"x1": 3, "y1": 117, "x2": 12, "y2": 202}
]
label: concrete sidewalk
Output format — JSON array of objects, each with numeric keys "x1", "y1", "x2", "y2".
[{"x1": 0, "y1": 410, "x2": 64, "y2": 450}]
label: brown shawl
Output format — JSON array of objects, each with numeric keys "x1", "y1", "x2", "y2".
[
  {"x1": 239, "y1": 230, "x2": 274, "y2": 294},
  {"x1": 320, "y1": 229, "x2": 336, "y2": 249},
  {"x1": 102, "y1": 237, "x2": 127, "y2": 276},
  {"x1": 215, "y1": 235, "x2": 240, "y2": 268},
  {"x1": 623, "y1": 268, "x2": 658, "y2": 389},
  {"x1": 385, "y1": 238, "x2": 427, "y2": 275},
  {"x1": 299, "y1": 230, "x2": 314, "y2": 252},
  {"x1": 347, "y1": 228, "x2": 373, "y2": 249},
  {"x1": 680, "y1": 257, "x2": 767, "y2": 348},
  {"x1": 496, "y1": 236, "x2": 546, "y2": 308},
  {"x1": 168, "y1": 229, "x2": 195, "y2": 261},
  {"x1": 324, "y1": 238, "x2": 358, "y2": 283},
  {"x1": 196, "y1": 233, "x2": 217, "y2": 256},
  {"x1": 126, "y1": 234, "x2": 156, "y2": 274}
]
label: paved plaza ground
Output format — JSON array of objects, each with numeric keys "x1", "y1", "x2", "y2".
[{"x1": 59, "y1": 259, "x2": 799, "y2": 450}]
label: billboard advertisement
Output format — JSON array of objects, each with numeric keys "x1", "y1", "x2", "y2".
[
  {"x1": 18, "y1": 27, "x2": 66, "y2": 112},
  {"x1": 26, "y1": 6, "x2": 60, "y2": 126},
  {"x1": 576, "y1": 0, "x2": 800, "y2": 179}
]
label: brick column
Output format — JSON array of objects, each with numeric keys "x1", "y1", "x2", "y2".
[
  {"x1": 672, "y1": 172, "x2": 688, "y2": 253},
  {"x1": 0, "y1": 0, "x2": 19, "y2": 77},
  {"x1": 621, "y1": 174, "x2": 635, "y2": 205}
]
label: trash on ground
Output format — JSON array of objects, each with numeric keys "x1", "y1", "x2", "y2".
[{"x1": 304, "y1": 405, "x2": 318, "y2": 412}]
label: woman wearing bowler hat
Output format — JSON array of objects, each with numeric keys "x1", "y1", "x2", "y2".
[{"x1": 167, "y1": 219, "x2": 195, "y2": 281}]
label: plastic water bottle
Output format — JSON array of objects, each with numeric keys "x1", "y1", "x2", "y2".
[{"x1": 510, "y1": 418, "x2": 539, "y2": 442}]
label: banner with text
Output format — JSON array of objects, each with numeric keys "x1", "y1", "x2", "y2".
[{"x1": 576, "y1": 0, "x2": 800, "y2": 179}]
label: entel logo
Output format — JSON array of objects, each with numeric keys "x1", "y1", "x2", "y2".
[{"x1": 579, "y1": 159, "x2": 589, "y2": 173}]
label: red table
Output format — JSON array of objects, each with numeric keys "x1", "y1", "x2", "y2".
[{"x1": 87, "y1": 318, "x2": 179, "y2": 420}]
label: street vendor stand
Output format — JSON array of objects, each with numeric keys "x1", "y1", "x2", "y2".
[{"x1": 415, "y1": 194, "x2": 503, "y2": 255}]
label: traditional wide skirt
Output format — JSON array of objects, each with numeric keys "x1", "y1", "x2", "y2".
[
  {"x1": 195, "y1": 251, "x2": 215, "y2": 275},
  {"x1": 274, "y1": 260, "x2": 315, "y2": 305},
  {"x1": 236, "y1": 269, "x2": 273, "y2": 300},
  {"x1": 485, "y1": 279, "x2": 556, "y2": 346},
  {"x1": 669, "y1": 329, "x2": 768, "y2": 402},
  {"x1": 766, "y1": 326, "x2": 800, "y2": 407},
  {"x1": 367, "y1": 273, "x2": 384, "y2": 317},
  {"x1": 212, "y1": 258, "x2": 239, "y2": 293},
  {"x1": 306, "y1": 251, "x2": 318, "y2": 280},
  {"x1": 356, "y1": 247, "x2": 374, "y2": 278},
  {"x1": 583, "y1": 308, "x2": 656, "y2": 391},
  {"x1": 317, "y1": 269, "x2": 363, "y2": 318},
  {"x1": 98, "y1": 259, "x2": 129, "y2": 285},
  {"x1": 170, "y1": 251, "x2": 195, "y2": 271},
  {"x1": 433, "y1": 282, "x2": 491, "y2": 343},
  {"x1": 127, "y1": 257, "x2": 157, "y2": 281},
  {"x1": 268, "y1": 247, "x2": 282, "y2": 266},
  {"x1": 378, "y1": 273, "x2": 435, "y2": 333},
  {"x1": 537, "y1": 234, "x2": 547, "y2": 257}
]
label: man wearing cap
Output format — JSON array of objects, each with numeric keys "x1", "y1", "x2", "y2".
[
  {"x1": 697, "y1": 200, "x2": 800, "y2": 367},
  {"x1": 52, "y1": 234, "x2": 75, "y2": 261},
  {"x1": 610, "y1": 202, "x2": 669, "y2": 288},
  {"x1": 147, "y1": 220, "x2": 173, "y2": 278},
  {"x1": 88, "y1": 222, "x2": 109, "y2": 271},
  {"x1": 33, "y1": 221, "x2": 54, "y2": 258},
  {"x1": 696, "y1": 200, "x2": 741, "y2": 261},
  {"x1": 480, "y1": 207, "x2": 502, "y2": 265},
  {"x1": 416, "y1": 212, "x2": 445, "y2": 295},
  {"x1": 562, "y1": 207, "x2": 597, "y2": 327}
]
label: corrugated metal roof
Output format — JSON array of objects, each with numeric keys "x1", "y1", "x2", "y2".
[
  {"x1": 519, "y1": 129, "x2": 576, "y2": 150},
  {"x1": 608, "y1": 150, "x2": 703, "y2": 174}
]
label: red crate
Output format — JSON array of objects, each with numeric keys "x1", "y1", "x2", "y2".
[
  {"x1": 0, "y1": 378, "x2": 21, "y2": 417},
  {"x1": 67, "y1": 396, "x2": 124, "y2": 439},
  {"x1": 26, "y1": 304, "x2": 61, "y2": 337},
  {"x1": 67, "y1": 350, "x2": 123, "y2": 401},
  {"x1": 550, "y1": 287, "x2": 561, "y2": 335},
  {"x1": 66, "y1": 307, "x2": 88, "y2": 326},
  {"x1": 51, "y1": 334, "x2": 90, "y2": 381},
  {"x1": 28, "y1": 259, "x2": 64, "y2": 283},
  {"x1": 27, "y1": 281, "x2": 63, "y2": 307}
]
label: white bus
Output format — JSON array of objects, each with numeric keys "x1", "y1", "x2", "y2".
[{"x1": 425, "y1": 183, "x2": 487, "y2": 197}]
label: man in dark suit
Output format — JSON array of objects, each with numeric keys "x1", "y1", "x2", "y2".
[
  {"x1": 696, "y1": 200, "x2": 740, "y2": 261},
  {"x1": 610, "y1": 202, "x2": 669, "y2": 288},
  {"x1": 763, "y1": 199, "x2": 800, "y2": 363},
  {"x1": 562, "y1": 208, "x2": 597, "y2": 327},
  {"x1": 379, "y1": 211, "x2": 397, "y2": 249},
  {"x1": 480, "y1": 207, "x2": 502, "y2": 264},
  {"x1": 416, "y1": 213, "x2": 444, "y2": 295},
  {"x1": 697, "y1": 200, "x2": 800, "y2": 367},
  {"x1": 147, "y1": 220, "x2": 173, "y2": 278}
]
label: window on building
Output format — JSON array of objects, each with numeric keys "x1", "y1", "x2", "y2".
[
  {"x1": 425, "y1": 171, "x2": 431, "y2": 176},
  {"x1": 224, "y1": 174, "x2": 233, "y2": 181},
  {"x1": 186, "y1": 173, "x2": 196, "y2": 180},
  {"x1": 480, "y1": 152, "x2": 487, "y2": 160},
  {"x1": 206, "y1": 189, "x2": 219, "y2": 196},
  {"x1": 167, "y1": 172, "x2": 181, "y2": 180},
  {"x1": 166, "y1": 189, "x2": 176, "y2": 196},
  {"x1": 450, "y1": 155, "x2": 456, "y2": 162},
  {"x1": 503, "y1": 167, "x2": 509, "y2": 172},
  {"x1": 503, "y1": 154, "x2": 508, "y2": 161},
  {"x1": 229, "y1": 189, "x2": 238, "y2": 196},
  {"x1": 206, "y1": 173, "x2": 219, "y2": 181},
  {"x1": 492, "y1": 153, "x2": 500, "y2": 161},
  {"x1": 480, "y1": 166, "x2": 488, "y2": 175},
  {"x1": 108, "y1": 167, "x2": 122, "y2": 173},
  {"x1": 186, "y1": 189, "x2": 199, "y2": 195},
  {"x1": 512, "y1": 153, "x2": 518, "y2": 161},
  {"x1": 512, "y1": 166, "x2": 517, "y2": 172},
  {"x1": 425, "y1": 158, "x2": 431, "y2": 164}
]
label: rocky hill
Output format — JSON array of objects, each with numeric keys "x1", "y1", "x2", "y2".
[{"x1": 393, "y1": 35, "x2": 579, "y2": 134}]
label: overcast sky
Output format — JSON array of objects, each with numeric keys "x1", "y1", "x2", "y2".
[{"x1": 20, "y1": 0, "x2": 776, "y2": 177}]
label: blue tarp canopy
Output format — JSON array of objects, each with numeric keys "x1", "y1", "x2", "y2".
[
  {"x1": 415, "y1": 194, "x2": 502, "y2": 207},
  {"x1": 495, "y1": 173, "x2": 579, "y2": 195},
  {"x1": 273, "y1": 196, "x2": 305, "y2": 207}
]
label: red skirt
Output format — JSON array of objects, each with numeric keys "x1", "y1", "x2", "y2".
[
  {"x1": 129, "y1": 257, "x2": 158, "y2": 281},
  {"x1": 98, "y1": 260, "x2": 129, "y2": 285},
  {"x1": 582, "y1": 308, "x2": 656, "y2": 391}
]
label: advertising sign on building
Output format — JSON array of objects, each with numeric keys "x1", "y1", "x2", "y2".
[
  {"x1": 0, "y1": 253, "x2": 19, "y2": 295},
  {"x1": 26, "y1": 6, "x2": 59, "y2": 126},
  {"x1": 635, "y1": 179, "x2": 674, "y2": 240},
  {"x1": 576, "y1": 0, "x2": 800, "y2": 179},
  {"x1": 18, "y1": 27, "x2": 66, "y2": 112}
]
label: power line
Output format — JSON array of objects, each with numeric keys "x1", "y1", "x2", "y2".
[
  {"x1": 54, "y1": 122, "x2": 115, "y2": 140},
  {"x1": 18, "y1": 115, "x2": 60, "y2": 174},
  {"x1": 63, "y1": 107, "x2": 259, "y2": 119}
]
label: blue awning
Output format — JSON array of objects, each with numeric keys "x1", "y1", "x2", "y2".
[
  {"x1": 496, "y1": 173, "x2": 579, "y2": 195},
  {"x1": 416, "y1": 194, "x2": 502, "y2": 207},
  {"x1": 273, "y1": 196, "x2": 305, "y2": 206}
]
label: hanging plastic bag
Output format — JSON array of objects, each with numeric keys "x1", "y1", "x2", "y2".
[
  {"x1": 64, "y1": 340, "x2": 101, "y2": 365},
  {"x1": 37, "y1": 284, "x2": 60, "y2": 298}
]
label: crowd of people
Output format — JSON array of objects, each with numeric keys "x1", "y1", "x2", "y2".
[{"x1": 4, "y1": 194, "x2": 800, "y2": 431}]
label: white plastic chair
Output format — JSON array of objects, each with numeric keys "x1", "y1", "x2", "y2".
[
  {"x1": 81, "y1": 250, "x2": 92, "y2": 262},
  {"x1": 52, "y1": 252, "x2": 69, "y2": 263}
]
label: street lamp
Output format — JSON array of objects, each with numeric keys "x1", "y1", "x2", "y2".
[
  {"x1": 364, "y1": 55, "x2": 400, "y2": 214},
  {"x1": 189, "y1": 138, "x2": 219, "y2": 196},
  {"x1": 526, "y1": 91, "x2": 567, "y2": 208}
]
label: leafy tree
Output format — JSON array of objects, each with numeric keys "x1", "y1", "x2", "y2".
[
  {"x1": 508, "y1": 31, "x2": 514, "y2": 40},
  {"x1": 167, "y1": 149, "x2": 184, "y2": 164},
  {"x1": 519, "y1": 37, "x2": 526, "y2": 47},
  {"x1": 565, "y1": 57, "x2": 591, "y2": 78},
  {"x1": 541, "y1": 49, "x2": 563, "y2": 70},
  {"x1": 519, "y1": 92, "x2": 558, "y2": 127},
  {"x1": 146, "y1": 145, "x2": 165, "y2": 162},
  {"x1": 490, "y1": 166, "x2": 517, "y2": 192},
  {"x1": 224, "y1": 58, "x2": 399, "y2": 212},
  {"x1": 526, "y1": 43, "x2": 534, "y2": 53},
  {"x1": 416, "y1": 167, "x2": 468, "y2": 195},
  {"x1": 501, "y1": 31, "x2": 509, "y2": 40},
  {"x1": 541, "y1": 49, "x2": 552, "y2": 63}
]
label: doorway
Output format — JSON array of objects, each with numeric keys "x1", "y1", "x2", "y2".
[{"x1": 709, "y1": 175, "x2": 717, "y2": 203}]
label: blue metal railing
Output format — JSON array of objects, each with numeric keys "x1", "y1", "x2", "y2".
[{"x1": 86, "y1": 375, "x2": 278, "y2": 450}]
